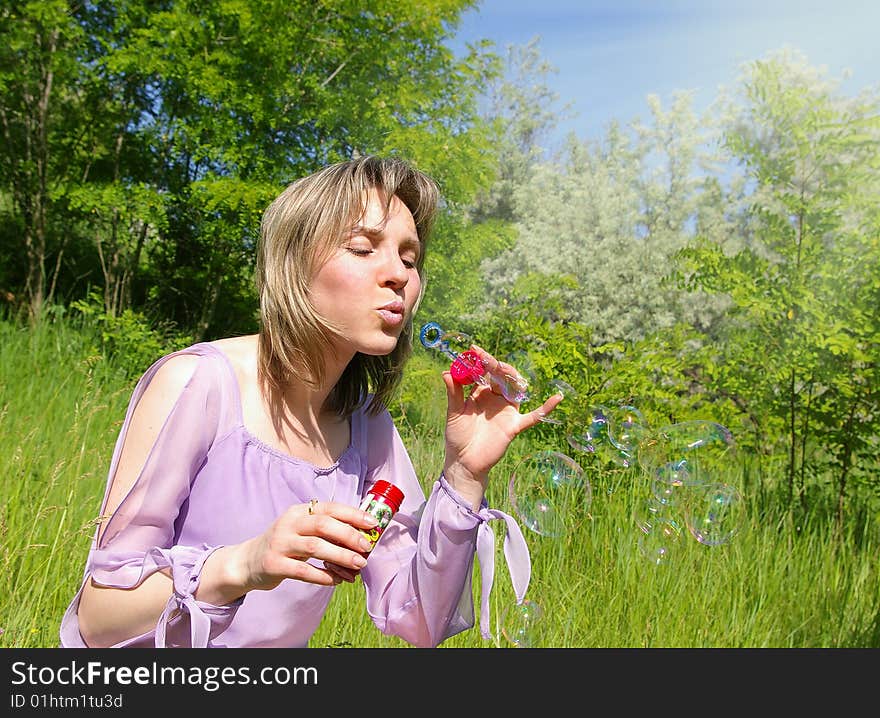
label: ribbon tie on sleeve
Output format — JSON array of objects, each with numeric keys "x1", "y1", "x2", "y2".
[
  {"x1": 475, "y1": 506, "x2": 531, "y2": 640},
  {"x1": 87, "y1": 543, "x2": 242, "y2": 648},
  {"x1": 153, "y1": 545, "x2": 212, "y2": 648},
  {"x1": 155, "y1": 581, "x2": 211, "y2": 648}
]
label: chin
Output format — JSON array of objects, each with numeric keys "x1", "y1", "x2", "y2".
[
  {"x1": 350, "y1": 323, "x2": 407, "y2": 356},
  {"x1": 359, "y1": 337, "x2": 400, "y2": 357}
]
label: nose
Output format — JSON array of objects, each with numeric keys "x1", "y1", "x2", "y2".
[{"x1": 381, "y1": 251, "x2": 410, "y2": 288}]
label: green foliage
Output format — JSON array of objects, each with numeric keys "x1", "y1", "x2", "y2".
[
  {"x1": 420, "y1": 36, "x2": 567, "y2": 338},
  {"x1": 69, "y1": 291, "x2": 193, "y2": 377},
  {"x1": 466, "y1": 46, "x2": 879, "y2": 524},
  {"x1": 94, "y1": 0, "x2": 498, "y2": 336},
  {"x1": 2, "y1": 7, "x2": 879, "y2": 648},
  {"x1": 388, "y1": 350, "x2": 447, "y2": 443},
  {"x1": 677, "y1": 49, "x2": 880, "y2": 518},
  {"x1": 0, "y1": 0, "x2": 500, "y2": 337},
  {"x1": 421, "y1": 215, "x2": 517, "y2": 329},
  {"x1": 0, "y1": 314, "x2": 135, "y2": 648},
  {"x1": 480, "y1": 91, "x2": 731, "y2": 346}
]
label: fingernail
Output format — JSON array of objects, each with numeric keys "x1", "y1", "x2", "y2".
[
  {"x1": 353, "y1": 555, "x2": 367, "y2": 568},
  {"x1": 363, "y1": 513, "x2": 378, "y2": 526},
  {"x1": 359, "y1": 536, "x2": 374, "y2": 551}
]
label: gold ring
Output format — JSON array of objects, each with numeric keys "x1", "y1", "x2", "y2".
[{"x1": 307, "y1": 498, "x2": 318, "y2": 515}]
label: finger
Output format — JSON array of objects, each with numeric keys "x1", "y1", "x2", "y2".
[
  {"x1": 288, "y1": 529, "x2": 370, "y2": 571},
  {"x1": 325, "y1": 561, "x2": 360, "y2": 583},
  {"x1": 519, "y1": 392, "x2": 565, "y2": 431},
  {"x1": 468, "y1": 344, "x2": 520, "y2": 381},
  {"x1": 307, "y1": 500, "x2": 380, "y2": 532},
  {"x1": 277, "y1": 557, "x2": 344, "y2": 587},
  {"x1": 469, "y1": 345, "x2": 526, "y2": 398},
  {"x1": 304, "y1": 514, "x2": 374, "y2": 558},
  {"x1": 468, "y1": 344, "x2": 500, "y2": 374},
  {"x1": 494, "y1": 358, "x2": 520, "y2": 378},
  {"x1": 295, "y1": 502, "x2": 376, "y2": 565},
  {"x1": 442, "y1": 369, "x2": 466, "y2": 414}
]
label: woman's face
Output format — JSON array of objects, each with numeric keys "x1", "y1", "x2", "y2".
[{"x1": 310, "y1": 187, "x2": 423, "y2": 359}]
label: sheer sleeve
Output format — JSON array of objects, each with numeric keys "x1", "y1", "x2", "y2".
[
  {"x1": 60, "y1": 346, "x2": 243, "y2": 648},
  {"x1": 359, "y1": 410, "x2": 531, "y2": 647}
]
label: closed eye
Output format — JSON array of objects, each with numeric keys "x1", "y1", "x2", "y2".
[{"x1": 346, "y1": 246, "x2": 418, "y2": 269}]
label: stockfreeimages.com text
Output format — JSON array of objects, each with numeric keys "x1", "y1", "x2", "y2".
[{"x1": 10, "y1": 660, "x2": 317, "y2": 693}]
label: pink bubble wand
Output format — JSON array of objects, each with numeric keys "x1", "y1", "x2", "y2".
[{"x1": 419, "y1": 321, "x2": 529, "y2": 403}]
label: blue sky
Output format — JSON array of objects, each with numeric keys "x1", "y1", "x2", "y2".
[{"x1": 451, "y1": 0, "x2": 880, "y2": 149}]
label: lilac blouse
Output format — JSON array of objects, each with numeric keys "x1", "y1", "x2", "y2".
[{"x1": 59, "y1": 342, "x2": 530, "y2": 648}]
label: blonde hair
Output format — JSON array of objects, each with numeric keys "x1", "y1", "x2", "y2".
[{"x1": 256, "y1": 155, "x2": 439, "y2": 417}]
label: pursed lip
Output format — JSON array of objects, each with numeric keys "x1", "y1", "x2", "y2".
[
  {"x1": 378, "y1": 300, "x2": 405, "y2": 315},
  {"x1": 377, "y1": 300, "x2": 405, "y2": 326}
]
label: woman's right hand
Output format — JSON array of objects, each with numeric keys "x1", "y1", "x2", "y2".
[{"x1": 199, "y1": 500, "x2": 379, "y2": 603}]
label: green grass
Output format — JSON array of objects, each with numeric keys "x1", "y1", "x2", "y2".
[
  {"x1": 0, "y1": 316, "x2": 134, "y2": 648},
  {"x1": 2, "y1": 315, "x2": 879, "y2": 648}
]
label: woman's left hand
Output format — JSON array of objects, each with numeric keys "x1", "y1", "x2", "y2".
[{"x1": 441, "y1": 344, "x2": 563, "y2": 509}]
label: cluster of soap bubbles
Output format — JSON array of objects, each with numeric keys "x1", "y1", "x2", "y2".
[
  {"x1": 634, "y1": 419, "x2": 745, "y2": 564},
  {"x1": 418, "y1": 323, "x2": 746, "y2": 647},
  {"x1": 507, "y1": 402, "x2": 744, "y2": 545}
]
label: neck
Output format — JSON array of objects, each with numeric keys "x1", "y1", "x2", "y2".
[{"x1": 261, "y1": 346, "x2": 354, "y2": 435}]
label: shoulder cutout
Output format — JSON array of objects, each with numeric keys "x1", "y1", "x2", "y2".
[{"x1": 97, "y1": 353, "x2": 203, "y2": 543}]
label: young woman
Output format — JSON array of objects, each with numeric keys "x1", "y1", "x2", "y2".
[{"x1": 59, "y1": 155, "x2": 561, "y2": 648}]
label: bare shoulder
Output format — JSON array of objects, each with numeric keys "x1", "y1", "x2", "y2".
[
  {"x1": 126, "y1": 353, "x2": 205, "y2": 435},
  {"x1": 147, "y1": 352, "x2": 202, "y2": 399},
  {"x1": 98, "y1": 350, "x2": 212, "y2": 539},
  {"x1": 208, "y1": 334, "x2": 259, "y2": 381}
]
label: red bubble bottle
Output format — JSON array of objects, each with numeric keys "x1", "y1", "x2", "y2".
[{"x1": 358, "y1": 480, "x2": 404, "y2": 551}]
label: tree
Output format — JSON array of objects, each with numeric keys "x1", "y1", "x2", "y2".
[
  {"x1": 1, "y1": 1, "x2": 501, "y2": 339},
  {"x1": 96, "y1": 0, "x2": 499, "y2": 337},
  {"x1": 417, "y1": 35, "x2": 570, "y2": 329},
  {"x1": 0, "y1": 1, "x2": 90, "y2": 318},
  {"x1": 679, "y1": 49, "x2": 880, "y2": 523},
  {"x1": 480, "y1": 90, "x2": 727, "y2": 346}
]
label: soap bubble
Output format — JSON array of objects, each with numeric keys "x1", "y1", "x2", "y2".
[
  {"x1": 638, "y1": 421, "x2": 736, "y2": 487},
  {"x1": 537, "y1": 379, "x2": 579, "y2": 427},
  {"x1": 501, "y1": 599, "x2": 545, "y2": 647},
  {"x1": 566, "y1": 405, "x2": 609, "y2": 454},
  {"x1": 566, "y1": 405, "x2": 634, "y2": 468},
  {"x1": 605, "y1": 404, "x2": 649, "y2": 459},
  {"x1": 649, "y1": 477, "x2": 681, "y2": 512},
  {"x1": 652, "y1": 458, "x2": 690, "y2": 486},
  {"x1": 684, "y1": 483, "x2": 745, "y2": 546},
  {"x1": 508, "y1": 451, "x2": 591, "y2": 537},
  {"x1": 636, "y1": 514, "x2": 682, "y2": 565},
  {"x1": 504, "y1": 350, "x2": 538, "y2": 386},
  {"x1": 421, "y1": 326, "x2": 747, "y2": 553}
]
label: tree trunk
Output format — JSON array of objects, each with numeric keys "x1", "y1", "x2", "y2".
[
  {"x1": 195, "y1": 275, "x2": 221, "y2": 343},
  {"x1": 787, "y1": 369, "x2": 797, "y2": 507},
  {"x1": 836, "y1": 404, "x2": 857, "y2": 536},
  {"x1": 24, "y1": 28, "x2": 59, "y2": 322}
]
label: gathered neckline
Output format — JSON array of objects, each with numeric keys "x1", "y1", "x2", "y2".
[{"x1": 237, "y1": 423, "x2": 357, "y2": 472}]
